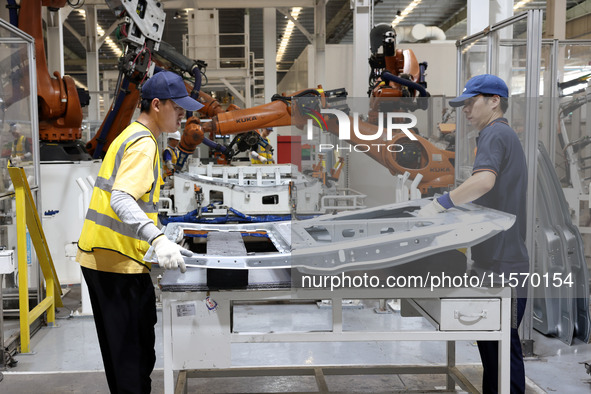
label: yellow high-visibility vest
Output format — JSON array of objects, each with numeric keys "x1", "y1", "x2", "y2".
[
  {"x1": 13, "y1": 135, "x2": 26, "y2": 155},
  {"x1": 162, "y1": 146, "x2": 179, "y2": 179},
  {"x1": 250, "y1": 137, "x2": 273, "y2": 164},
  {"x1": 77, "y1": 122, "x2": 161, "y2": 269},
  {"x1": 163, "y1": 146, "x2": 179, "y2": 165}
]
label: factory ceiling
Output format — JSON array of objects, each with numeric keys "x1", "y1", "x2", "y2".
[{"x1": 48, "y1": 1, "x2": 588, "y2": 86}]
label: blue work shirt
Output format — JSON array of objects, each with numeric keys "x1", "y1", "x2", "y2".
[{"x1": 471, "y1": 117, "x2": 529, "y2": 275}]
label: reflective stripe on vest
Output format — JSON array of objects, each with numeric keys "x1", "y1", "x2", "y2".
[
  {"x1": 77, "y1": 122, "x2": 161, "y2": 268},
  {"x1": 164, "y1": 146, "x2": 179, "y2": 165}
]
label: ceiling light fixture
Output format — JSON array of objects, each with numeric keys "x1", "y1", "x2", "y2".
[
  {"x1": 276, "y1": 7, "x2": 302, "y2": 65},
  {"x1": 391, "y1": 0, "x2": 423, "y2": 28},
  {"x1": 513, "y1": 0, "x2": 534, "y2": 11},
  {"x1": 78, "y1": 9, "x2": 123, "y2": 57}
]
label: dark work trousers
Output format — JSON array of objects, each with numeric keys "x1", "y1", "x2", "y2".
[
  {"x1": 82, "y1": 266, "x2": 157, "y2": 394},
  {"x1": 477, "y1": 297, "x2": 527, "y2": 394}
]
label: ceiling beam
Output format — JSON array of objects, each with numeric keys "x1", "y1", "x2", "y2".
[
  {"x1": 81, "y1": 0, "x2": 316, "y2": 8},
  {"x1": 97, "y1": 20, "x2": 119, "y2": 49},
  {"x1": 326, "y1": 0, "x2": 352, "y2": 43},
  {"x1": 438, "y1": 1, "x2": 591, "y2": 38},
  {"x1": 567, "y1": 0, "x2": 591, "y2": 21},
  {"x1": 64, "y1": 21, "x2": 86, "y2": 50},
  {"x1": 174, "y1": 0, "x2": 315, "y2": 8},
  {"x1": 327, "y1": 0, "x2": 392, "y2": 44},
  {"x1": 65, "y1": 58, "x2": 119, "y2": 66},
  {"x1": 566, "y1": 12, "x2": 591, "y2": 38},
  {"x1": 440, "y1": 6, "x2": 467, "y2": 32},
  {"x1": 277, "y1": 8, "x2": 314, "y2": 43}
]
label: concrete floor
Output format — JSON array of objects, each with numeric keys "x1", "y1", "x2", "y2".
[{"x1": 1, "y1": 285, "x2": 590, "y2": 393}]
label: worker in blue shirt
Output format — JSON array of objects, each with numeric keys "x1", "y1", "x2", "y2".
[{"x1": 419, "y1": 74, "x2": 529, "y2": 393}]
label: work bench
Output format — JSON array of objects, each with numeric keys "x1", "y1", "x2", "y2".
[{"x1": 161, "y1": 269, "x2": 512, "y2": 393}]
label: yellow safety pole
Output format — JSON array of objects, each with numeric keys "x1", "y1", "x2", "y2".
[
  {"x1": 13, "y1": 169, "x2": 30, "y2": 353},
  {"x1": 45, "y1": 269, "x2": 56, "y2": 325},
  {"x1": 8, "y1": 165, "x2": 63, "y2": 354},
  {"x1": 23, "y1": 190, "x2": 59, "y2": 325}
]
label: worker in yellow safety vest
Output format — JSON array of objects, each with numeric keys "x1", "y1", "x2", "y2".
[
  {"x1": 250, "y1": 127, "x2": 274, "y2": 164},
  {"x1": 162, "y1": 130, "x2": 181, "y2": 179},
  {"x1": 9, "y1": 123, "x2": 32, "y2": 164},
  {"x1": 76, "y1": 71, "x2": 203, "y2": 393}
]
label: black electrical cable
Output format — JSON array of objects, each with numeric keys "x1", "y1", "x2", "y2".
[
  {"x1": 6, "y1": 0, "x2": 18, "y2": 27},
  {"x1": 381, "y1": 71, "x2": 429, "y2": 97}
]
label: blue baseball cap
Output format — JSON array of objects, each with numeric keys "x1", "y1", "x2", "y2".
[
  {"x1": 449, "y1": 74, "x2": 509, "y2": 107},
  {"x1": 141, "y1": 71, "x2": 204, "y2": 111}
]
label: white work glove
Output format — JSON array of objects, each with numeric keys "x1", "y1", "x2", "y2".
[
  {"x1": 10, "y1": 156, "x2": 21, "y2": 166},
  {"x1": 152, "y1": 235, "x2": 192, "y2": 273},
  {"x1": 249, "y1": 151, "x2": 263, "y2": 163},
  {"x1": 417, "y1": 199, "x2": 447, "y2": 217}
]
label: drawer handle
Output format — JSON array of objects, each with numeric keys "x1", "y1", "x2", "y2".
[{"x1": 454, "y1": 310, "x2": 487, "y2": 320}]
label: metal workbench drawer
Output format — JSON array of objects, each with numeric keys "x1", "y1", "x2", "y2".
[{"x1": 413, "y1": 298, "x2": 501, "y2": 331}]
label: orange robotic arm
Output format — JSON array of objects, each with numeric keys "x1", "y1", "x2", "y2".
[
  {"x1": 322, "y1": 115, "x2": 454, "y2": 193},
  {"x1": 182, "y1": 86, "x2": 453, "y2": 194},
  {"x1": 194, "y1": 88, "x2": 334, "y2": 138},
  {"x1": 85, "y1": 78, "x2": 141, "y2": 157},
  {"x1": 367, "y1": 24, "x2": 430, "y2": 126},
  {"x1": 175, "y1": 99, "x2": 292, "y2": 169},
  {"x1": 18, "y1": 0, "x2": 83, "y2": 142},
  {"x1": 196, "y1": 90, "x2": 240, "y2": 119},
  {"x1": 178, "y1": 87, "x2": 334, "y2": 157},
  {"x1": 175, "y1": 89, "x2": 323, "y2": 169},
  {"x1": 201, "y1": 100, "x2": 293, "y2": 137}
]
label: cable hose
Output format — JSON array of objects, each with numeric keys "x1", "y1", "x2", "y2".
[{"x1": 380, "y1": 71, "x2": 429, "y2": 97}]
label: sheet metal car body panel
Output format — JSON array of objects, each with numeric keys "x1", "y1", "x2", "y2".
[{"x1": 146, "y1": 198, "x2": 515, "y2": 274}]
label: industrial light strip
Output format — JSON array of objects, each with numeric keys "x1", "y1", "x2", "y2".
[
  {"x1": 391, "y1": 0, "x2": 423, "y2": 28},
  {"x1": 513, "y1": 0, "x2": 534, "y2": 11},
  {"x1": 276, "y1": 7, "x2": 303, "y2": 65},
  {"x1": 78, "y1": 9, "x2": 123, "y2": 57}
]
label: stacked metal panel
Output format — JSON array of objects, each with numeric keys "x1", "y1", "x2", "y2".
[{"x1": 533, "y1": 143, "x2": 591, "y2": 344}]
